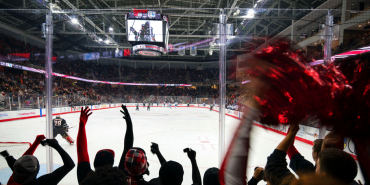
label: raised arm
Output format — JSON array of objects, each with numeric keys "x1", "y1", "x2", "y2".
[
  {"x1": 276, "y1": 124, "x2": 299, "y2": 152},
  {"x1": 150, "y1": 142, "x2": 167, "y2": 165},
  {"x1": 286, "y1": 127, "x2": 315, "y2": 174},
  {"x1": 118, "y1": 105, "x2": 134, "y2": 171},
  {"x1": 24, "y1": 135, "x2": 46, "y2": 156},
  {"x1": 77, "y1": 107, "x2": 93, "y2": 164},
  {"x1": 185, "y1": 148, "x2": 202, "y2": 185},
  {"x1": 36, "y1": 139, "x2": 75, "y2": 185},
  {"x1": 265, "y1": 124, "x2": 299, "y2": 185}
]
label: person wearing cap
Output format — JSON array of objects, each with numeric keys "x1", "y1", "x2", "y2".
[
  {"x1": 0, "y1": 135, "x2": 75, "y2": 185},
  {"x1": 123, "y1": 147, "x2": 153, "y2": 185},
  {"x1": 77, "y1": 105, "x2": 134, "y2": 184},
  {"x1": 53, "y1": 115, "x2": 74, "y2": 145}
]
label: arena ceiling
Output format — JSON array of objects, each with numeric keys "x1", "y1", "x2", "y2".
[{"x1": 0, "y1": 0, "x2": 328, "y2": 61}]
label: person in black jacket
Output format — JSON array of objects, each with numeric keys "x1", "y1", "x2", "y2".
[
  {"x1": 149, "y1": 144, "x2": 201, "y2": 185},
  {"x1": 1, "y1": 138, "x2": 75, "y2": 185},
  {"x1": 264, "y1": 124, "x2": 299, "y2": 185},
  {"x1": 286, "y1": 126, "x2": 323, "y2": 175}
]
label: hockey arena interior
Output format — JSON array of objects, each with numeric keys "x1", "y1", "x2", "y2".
[{"x1": 0, "y1": 0, "x2": 370, "y2": 185}]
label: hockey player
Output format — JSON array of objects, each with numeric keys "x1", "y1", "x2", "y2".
[
  {"x1": 203, "y1": 102, "x2": 206, "y2": 107},
  {"x1": 0, "y1": 91, "x2": 5, "y2": 110},
  {"x1": 175, "y1": 102, "x2": 178, "y2": 109},
  {"x1": 210, "y1": 104, "x2": 214, "y2": 111},
  {"x1": 53, "y1": 115, "x2": 74, "y2": 145},
  {"x1": 136, "y1": 103, "x2": 139, "y2": 111},
  {"x1": 147, "y1": 103, "x2": 150, "y2": 111}
]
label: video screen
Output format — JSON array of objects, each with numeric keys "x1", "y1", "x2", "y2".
[{"x1": 127, "y1": 20, "x2": 163, "y2": 42}]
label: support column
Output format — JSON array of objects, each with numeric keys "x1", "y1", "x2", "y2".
[
  {"x1": 291, "y1": 20, "x2": 297, "y2": 45},
  {"x1": 219, "y1": 10, "x2": 226, "y2": 166},
  {"x1": 324, "y1": 11, "x2": 333, "y2": 65},
  {"x1": 340, "y1": 0, "x2": 350, "y2": 44},
  {"x1": 45, "y1": 7, "x2": 54, "y2": 173},
  {"x1": 320, "y1": 11, "x2": 334, "y2": 139}
]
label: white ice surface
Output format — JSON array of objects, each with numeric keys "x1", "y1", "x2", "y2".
[{"x1": 0, "y1": 107, "x2": 364, "y2": 185}]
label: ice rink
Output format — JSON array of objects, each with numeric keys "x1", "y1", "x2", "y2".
[{"x1": 0, "y1": 106, "x2": 364, "y2": 185}]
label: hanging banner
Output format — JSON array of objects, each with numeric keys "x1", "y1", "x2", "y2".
[
  {"x1": 178, "y1": 46, "x2": 185, "y2": 56},
  {"x1": 190, "y1": 46, "x2": 197, "y2": 56}
]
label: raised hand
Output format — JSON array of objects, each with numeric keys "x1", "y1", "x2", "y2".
[
  {"x1": 120, "y1": 104, "x2": 131, "y2": 121},
  {"x1": 80, "y1": 106, "x2": 92, "y2": 125},
  {"x1": 253, "y1": 167, "x2": 264, "y2": 181},
  {"x1": 36, "y1": 135, "x2": 46, "y2": 141},
  {"x1": 288, "y1": 123, "x2": 299, "y2": 135},
  {"x1": 150, "y1": 142, "x2": 160, "y2": 154},
  {"x1": 42, "y1": 139, "x2": 60, "y2": 148},
  {"x1": 0, "y1": 150, "x2": 9, "y2": 158},
  {"x1": 184, "y1": 148, "x2": 196, "y2": 160}
]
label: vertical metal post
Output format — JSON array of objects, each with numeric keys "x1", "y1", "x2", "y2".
[
  {"x1": 319, "y1": 10, "x2": 333, "y2": 139},
  {"x1": 18, "y1": 96, "x2": 21, "y2": 110},
  {"x1": 45, "y1": 7, "x2": 54, "y2": 173},
  {"x1": 38, "y1": 97, "x2": 40, "y2": 109},
  {"x1": 219, "y1": 10, "x2": 226, "y2": 167},
  {"x1": 9, "y1": 97, "x2": 11, "y2": 110},
  {"x1": 324, "y1": 10, "x2": 333, "y2": 65}
]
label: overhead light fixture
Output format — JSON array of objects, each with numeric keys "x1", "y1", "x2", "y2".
[
  {"x1": 359, "y1": 25, "x2": 362, "y2": 27},
  {"x1": 109, "y1": 27, "x2": 113, "y2": 31},
  {"x1": 115, "y1": 48, "x2": 119, "y2": 54},
  {"x1": 71, "y1": 18, "x2": 78, "y2": 24},
  {"x1": 244, "y1": 9, "x2": 255, "y2": 19},
  {"x1": 98, "y1": 38, "x2": 103, "y2": 42},
  {"x1": 105, "y1": 39, "x2": 110, "y2": 44},
  {"x1": 209, "y1": 50, "x2": 213, "y2": 55}
]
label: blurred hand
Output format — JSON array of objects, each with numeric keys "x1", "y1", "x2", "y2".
[
  {"x1": 185, "y1": 148, "x2": 196, "y2": 160},
  {"x1": 253, "y1": 167, "x2": 264, "y2": 181},
  {"x1": 36, "y1": 135, "x2": 46, "y2": 141},
  {"x1": 120, "y1": 105, "x2": 131, "y2": 121},
  {"x1": 0, "y1": 150, "x2": 10, "y2": 158},
  {"x1": 289, "y1": 123, "x2": 299, "y2": 134},
  {"x1": 80, "y1": 106, "x2": 92, "y2": 125},
  {"x1": 43, "y1": 139, "x2": 60, "y2": 148},
  {"x1": 150, "y1": 142, "x2": 159, "y2": 154}
]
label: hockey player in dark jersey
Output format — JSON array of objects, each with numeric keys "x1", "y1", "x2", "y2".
[
  {"x1": 147, "y1": 103, "x2": 150, "y2": 111},
  {"x1": 210, "y1": 104, "x2": 214, "y2": 111},
  {"x1": 53, "y1": 115, "x2": 74, "y2": 145},
  {"x1": 136, "y1": 103, "x2": 139, "y2": 111}
]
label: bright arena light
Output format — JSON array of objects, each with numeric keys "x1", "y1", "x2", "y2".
[
  {"x1": 71, "y1": 18, "x2": 78, "y2": 24},
  {"x1": 109, "y1": 27, "x2": 113, "y2": 31},
  {"x1": 245, "y1": 9, "x2": 255, "y2": 19},
  {"x1": 98, "y1": 38, "x2": 103, "y2": 42},
  {"x1": 104, "y1": 39, "x2": 110, "y2": 44}
]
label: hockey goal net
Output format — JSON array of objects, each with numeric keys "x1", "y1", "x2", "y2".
[{"x1": 0, "y1": 142, "x2": 31, "y2": 169}]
